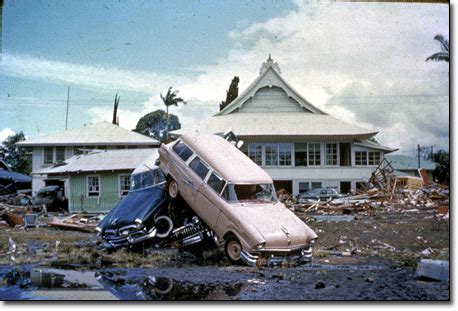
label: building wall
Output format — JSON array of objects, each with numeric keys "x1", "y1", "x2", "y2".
[{"x1": 69, "y1": 170, "x2": 131, "y2": 213}]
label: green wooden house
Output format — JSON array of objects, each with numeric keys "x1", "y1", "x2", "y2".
[{"x1": 39, "y1": 148, "x2": 155, "y2": 213}]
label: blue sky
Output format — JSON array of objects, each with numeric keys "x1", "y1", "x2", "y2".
[{"x1": 0, "y1": 0, "x2": 449, "y2": 154}]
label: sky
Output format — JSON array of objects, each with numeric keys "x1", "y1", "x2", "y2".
[{"x1": 0, "y1": 0, "x2": 449, "y2": 155}]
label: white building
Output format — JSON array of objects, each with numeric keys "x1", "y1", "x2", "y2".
[
  {"x1": 17, "y1": 122, "x2": 159, "y2": 196},
  {"x1": 176, "y1": 57, "x2": 396, "y2": 196}
]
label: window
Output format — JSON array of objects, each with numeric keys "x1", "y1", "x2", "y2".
[
  {"x1": 248, "y1": 144, "x2": 262, "y2": 165},
  {"x1": 119, "y1": 174, "x2": 131, "y2": 197},
  {"x1": 355, "y1": 151, "x2": 368, "y2": 166},
  {"x1": 87, "y1": 176, "x2": 100, "y2": 197},
  {"x1": 295, "y1": 143, "x2": 307, "y2": 167},
  {"x1": 298, "y1": 182, "x2": 309, "y2": 194},
  {"x1": 55, "y1": 147, "x2": 66, "y2": 162},
  {"x1": 368, "y1": 151, "x2": 381, "y2": 165},
  {"x1": 311, "y1": 182, "x2": 322, "y2": 189},
  {"x1": 325, "y1": 143, "x2": 338, "y2": 166},
  {"x1": 43, "y1": 147, "x2": 54, "y2": 164},
  {"x1": 278, "y1": 144, "x2": 292, "y2": 166},
  {"x1": 173, "y1": 141, "x2": 193, "y2": 162},
  {"x1": 265, "y1": 144, "x2": 278, "y2": 166},
  {"x1": 308, "y1": 143, "x2": 321, "y2": 166},
  {"x1": 207, "y1": 172, "x2": 225, "y2": 194},
  {"x1": 189, "y1": 157, "x2": 209, "y2": 180}
]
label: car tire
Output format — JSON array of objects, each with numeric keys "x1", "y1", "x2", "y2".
[
  {"x1": 225, "y1": 235, "x2": 242, "y2": 264},
  {"x1": 167, "y1": 179, "x2": 179, "y2": 199}
]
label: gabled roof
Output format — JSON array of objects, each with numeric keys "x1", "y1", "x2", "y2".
[
  {"x1": 16, "y1": 122, "x2": 159, "y2": 147},
  {"x1": 384, "y1": 154, "x2": 437, "y2": 171},
  {"x1": 174, "y1": 112, "x2": 378, "y2": 139},
  {"x1": 35, "y1": 148, "x2": 155, "y2": 175},
  {"x1": 217, "y1": 56, "x2": 326, "y2": 115}
]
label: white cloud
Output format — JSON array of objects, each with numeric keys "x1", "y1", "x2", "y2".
[
  {"x1": 0, "y1": 128, "x2": 15, "y2": 143},
  {"x1": 1, "y1": 53, "x2": 186, "y2": 94}
]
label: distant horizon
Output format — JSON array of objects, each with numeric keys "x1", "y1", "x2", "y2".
[{"x1": 0, "y1": 1, "x2": 449, "y2": 155}]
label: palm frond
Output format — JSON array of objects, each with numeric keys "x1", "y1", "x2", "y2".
[
  {"x1": 425, "y1": 52, "x2": 449, "y2": 62},
  {"x1": 434, "y1": 34, "x2": 449, "y2": 52}
]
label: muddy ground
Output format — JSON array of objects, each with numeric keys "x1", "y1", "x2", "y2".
[{"x1": 0, "y1": 207, "x2": 450, "y2": 300}]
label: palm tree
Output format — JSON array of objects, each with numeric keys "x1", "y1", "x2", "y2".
[
  {"x1": 160, "y1": 86, "x2": 187, "y2": 122},
  {"x1": 426, "y1": 34, "x2": 449, "y2": 63}
]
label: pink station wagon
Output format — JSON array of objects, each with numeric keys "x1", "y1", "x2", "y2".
[{"x1": 158, "y1": 133, "x2": 318, "y2": 266}]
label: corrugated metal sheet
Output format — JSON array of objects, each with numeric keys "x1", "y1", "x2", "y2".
[{"x1": 385, "y1": 155, "x2": 437, "y2": 171}]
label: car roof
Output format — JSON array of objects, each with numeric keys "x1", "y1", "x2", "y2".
[{"x1": 179, "y1": 133, "x2": 272, "y2": 184}]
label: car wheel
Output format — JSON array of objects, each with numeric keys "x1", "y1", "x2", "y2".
[
  {"x1": 167, "y1": 179, "x2": 179, "y2": 199},
  {"x1": 225, "y1": 236, "x2": 242, "y2": 264}
]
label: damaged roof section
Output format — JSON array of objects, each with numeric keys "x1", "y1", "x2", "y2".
[
  {"x1": 16, "y1": 122, "x2": 159, "y2": 147},
  {"x1": 35, "y1": 149, "x2": 155, "y2": 175}
]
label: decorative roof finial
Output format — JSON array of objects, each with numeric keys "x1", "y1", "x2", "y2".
[{"x1": 260, "y1": 54, "x2": 281, "y2": 75}]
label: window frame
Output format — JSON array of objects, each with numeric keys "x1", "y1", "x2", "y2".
[
  {"x1": 87, "y1": 175, "x2": 101, "y2": 197},
  {"x1": 368, "y1": 151, "x2": 381, "y2": 166},
  {"x1": 308, "y1": 143, "x2": 321, "y2": 166},
  {"x1": 43, "y1": 147, "x2": 54, "y2": 165},
  {"x1": 355, "y1": 151, "x2": 368, "y2": 166},
  {"x1": 325, "y1": 143, "x2": 339, "y2": 166},
  {"x1": 118, "y1": 174, "x2": 131, "y2": 198}
]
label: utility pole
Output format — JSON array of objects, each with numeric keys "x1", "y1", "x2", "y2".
[
  {"x1": 65, "y1": 86, "x2": 70, "y2": 130},
  {"x1": 417, "y1": 144, "x2": 421, "y2": 169}
]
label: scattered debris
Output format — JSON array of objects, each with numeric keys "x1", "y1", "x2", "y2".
[
  {"x1": 415, "y1": 259, "x2": 449, "y2": 282},
  {"x1": 48, "y1": 214, "x2": 100, "y2": 233}
]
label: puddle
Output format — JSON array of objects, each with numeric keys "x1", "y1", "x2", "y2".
[{"x1": 95, "y1": 270, "x2": 243, "y2": 300}]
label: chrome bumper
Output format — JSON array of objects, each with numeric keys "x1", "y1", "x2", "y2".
[{"x1": 241, "y1": 246, "x2": 314, "y2": 267}]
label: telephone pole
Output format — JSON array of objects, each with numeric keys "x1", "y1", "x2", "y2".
[
  {"x1": 417, "y1": 144, "x2": 421, "y2": 168},
  {"x1": 65, "y1": 86, "x2": 70, "y2": 130}
]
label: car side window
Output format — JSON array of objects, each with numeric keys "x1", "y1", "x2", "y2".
[
  {"x1": 207, "y1": 172, "x2": 225, "y2": 194},
  {"x1": 189, "y1": 157, "x2": 209, "y2": 180},
  {"x1": 172, "y1": 141, "x2": 193, "y2": 162}
]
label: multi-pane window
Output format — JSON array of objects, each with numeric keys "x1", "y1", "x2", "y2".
[
  {"x1": 355, "y1": 151, "x2": 368, "y2": 166},
  {"x1": 43, "y1": 147, "x2": 54, "y2": 164},
  {"x1": 119, "y1": 174, "x2": 131, "y2": 197},
  {"x1": 87, "y1": 176, "x2": 100, "y2": 197},
  {"x1": 295, "y1": 143, "x2": 307, "y2": 167},
  {"x1": 308, "y1": 143, "x2": 321, "y2": 166},
  {"x1": 325, "y1": 143, "x2": 338, "y2": 166},
  {"x1": 265, "y1": 144, "x2": 279, "y2": 166},
  {"x1": 248, "y1": 144, "x2": 262, "y2": 165},
  {"x1": 278, "y1": 144, "x2": 292, "y2": 166},
  {"x1": 368, "y1": 151, "x2": 381, "y2": 165},
  {"x1": 55, "y1": 147, "x2": 66, "y2": 163},
  {"x1": 298, "y1": 182, "x2": 310, "y2": 194},
  {"x1": 189, "y1": 157, "x2": 209, "y2": 180},
  {"x1": 311, "y1": 182, "x2": 322, "y2": 189}
]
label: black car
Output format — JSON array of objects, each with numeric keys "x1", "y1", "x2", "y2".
[
  {"x1": 297, "y1": 188, "x2": 347, "y2": 203},
  {"x1": 97, "y1": 158, "x2": 170, "y2": 249},
  {"x1": 32, "y1": 185, "x2": 68, "y2": 211}
]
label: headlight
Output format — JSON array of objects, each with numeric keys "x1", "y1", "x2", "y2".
[
  {"x1": 255, "y1": 242, "x2": 266, "y2": 250},
  {"x1": 135, "y1": 218, "x2": 143, "y2": 228},
  {"x1": 309, "y1": 238, "x2": 317, "y2": 245}
]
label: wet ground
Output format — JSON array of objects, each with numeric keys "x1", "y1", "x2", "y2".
[{"x1": 0, "y1": 208, "x2": 450, "y2": 300}]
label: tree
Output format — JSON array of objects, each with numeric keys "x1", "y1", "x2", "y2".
[
  {"x1": 0, "y1": 132, "x2": 32, "y2": 175},
  {"x1": 426, "y1": 34, "x2": 449, "y2": 63},
  {"x1": 160, "y1": 87, "x2": 186, "y2": 123},
  {"x1": 220, "y1": 76, "x2": 240, "y2": 111},
  {"x1": 112, "y1": 93, "x2": 120, "y2": 125},
  {"x1": 432, "y1": 150, "x2": 449, "y2": 184},
  {"x1": 134, "y1": 110, "x2": 181, "y2": 142}
]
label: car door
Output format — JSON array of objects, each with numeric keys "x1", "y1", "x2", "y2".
[
  {"x1": 195, "y1": 171, "x2": 225, "y2": 227},
  {"x1": 187, "y1": 156, "x2": 215, "y2": 224}
]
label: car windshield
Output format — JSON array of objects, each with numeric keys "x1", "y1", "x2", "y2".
[
  {"x1": 223, "y1": 184, "x2": 277, "y2": 203},
  {"x1": 131, "y1": 169, "x2": 165, "y2": 190}
]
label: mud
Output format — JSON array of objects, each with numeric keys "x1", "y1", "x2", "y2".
[{"x1": 0, "y1": 208, "x2": 450, "y2": 300}]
